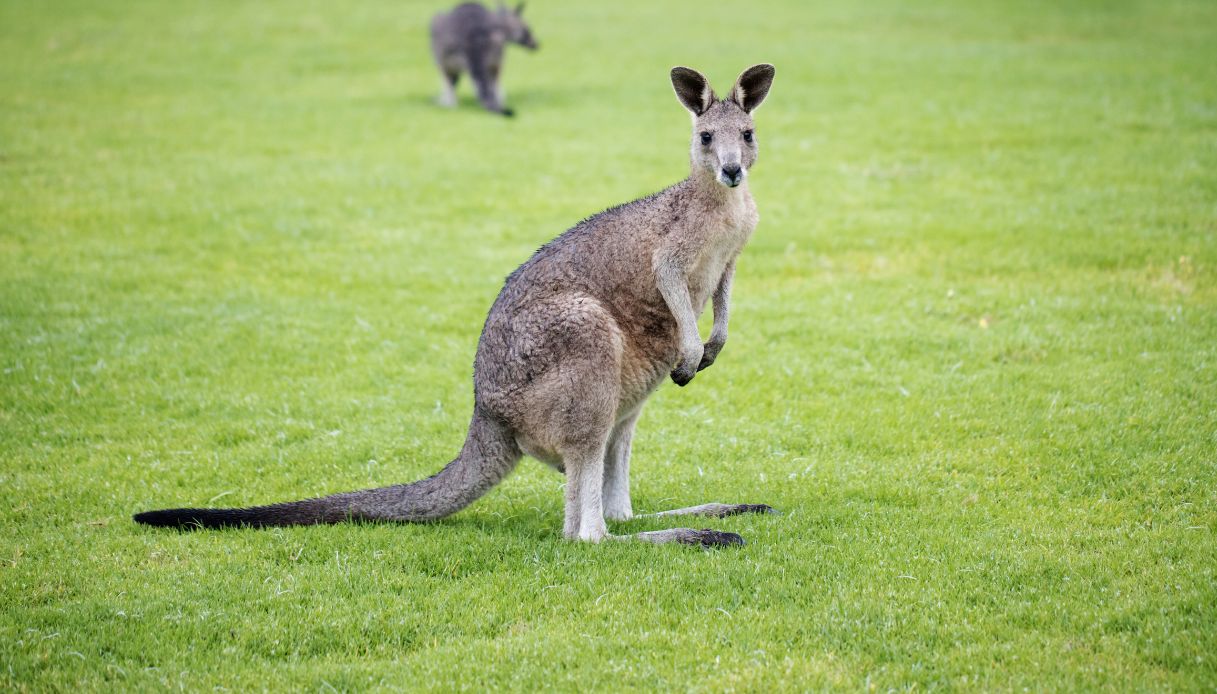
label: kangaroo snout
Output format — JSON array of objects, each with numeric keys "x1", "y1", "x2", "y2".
[{"x1": 720, "y1": 164, "x2": 744, "y2": 188}]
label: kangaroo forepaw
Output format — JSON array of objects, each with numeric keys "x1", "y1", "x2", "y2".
[
  {"x1": 697, "y1": 343, "x2": 722, "y2": 371},
  {"x1": 670, "y1": 366, "x2": 695, "y2": 386}
]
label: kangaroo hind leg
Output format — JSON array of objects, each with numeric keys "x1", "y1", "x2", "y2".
[
  {"x1": 438, "y1": 68, "x2": 459, "y2": 107},
  {"x1": 601, "y1": 407, "x2": 641, "y2": 522},
  {"x1": 560, "y1": 438, "x2": 610, "y2": 542},
  {"x1": 507, "y1": 302, "x2": 621, "y2": 542},
  {"x1": 545, "y1": 372, "x2": 617, "y2": 542}
]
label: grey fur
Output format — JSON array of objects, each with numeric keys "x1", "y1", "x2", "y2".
[
  {"x1": 134, "y1": 64, "x2": 777, "y2": 547},
  {"x1": 430, "y1": 2, "x2": 537, "y2": 116}
]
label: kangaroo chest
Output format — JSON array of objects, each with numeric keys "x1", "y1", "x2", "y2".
[{"x1": 687, "y1": 201, "x2": 756, "y2": 311}]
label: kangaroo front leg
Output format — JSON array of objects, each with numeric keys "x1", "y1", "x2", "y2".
[
  {"x1": 655, "y1": 256, "x2": 703, "y2": 386},
  {"x1": 699, "y1": 261, "x2": 734, "y2": 371}
]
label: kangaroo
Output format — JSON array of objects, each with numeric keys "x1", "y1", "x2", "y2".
[
  {"x1": 135, "y1": 64, "x2": 778, "y2": 546},
  {"x1": 430, "y1": 1, "x2": 538, "y2": 116}
]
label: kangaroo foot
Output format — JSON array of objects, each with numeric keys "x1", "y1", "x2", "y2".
[
  {"x1": 640, "y1": 503, "x2": 778, "y2": 519},
  {"x1": 615, "y1": 528, "x2": 745, "y2": 547}
]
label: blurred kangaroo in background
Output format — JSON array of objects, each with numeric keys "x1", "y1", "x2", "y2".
[
  {"x1": 135, "y1": 65, "x2": 778, "y2": 546},
  {"x1": 430, "y1": 1, "x2": 538, "y2": 116}
]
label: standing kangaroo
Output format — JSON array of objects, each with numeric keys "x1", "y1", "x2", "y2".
[
  {"x1": 430, "y1": 2, "x2": 538, "y2": 116},
  {"x1": 135, "y1": 64, "x2": 778, "y2": 546}
]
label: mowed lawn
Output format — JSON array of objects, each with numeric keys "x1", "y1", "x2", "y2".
[{"x1": 2, "y1": 0, "x2": 1215, "y2": 690}]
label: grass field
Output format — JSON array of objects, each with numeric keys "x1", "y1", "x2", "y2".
[{"x1": 3, "y1": 0, "x2": 1216, "y2": 690}]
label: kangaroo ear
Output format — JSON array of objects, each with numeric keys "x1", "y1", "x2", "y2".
[
  {"x1": 515, "y1": 1, "x2": 525, "y2": 14},
  {"x1": 671, "y1": 67, "x2": 715, "y2": 116},
  {"x1": 730, "y1": 64, "x2": 775, "y2": 113}
]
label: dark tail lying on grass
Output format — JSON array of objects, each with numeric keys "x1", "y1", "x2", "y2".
[{"x1": 134, "y1": 413, "x2": 520, "y2": 530}]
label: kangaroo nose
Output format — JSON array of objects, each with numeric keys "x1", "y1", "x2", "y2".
[{"x1": 721, "y1": 164, "x2": 743, "y2": 186}]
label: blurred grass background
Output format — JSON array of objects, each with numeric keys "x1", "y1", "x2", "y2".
[{"x1": 2, "y1": 0, "x2": 1215, "y2": 689}]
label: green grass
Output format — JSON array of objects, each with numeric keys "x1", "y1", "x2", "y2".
[{"x1": 2, "y1": 0, "x2": 1215, "y2": 689}]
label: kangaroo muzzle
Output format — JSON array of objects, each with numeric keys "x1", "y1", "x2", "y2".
[{"x1": 719, "y1": 163, "x2": 744, "y2": 188}]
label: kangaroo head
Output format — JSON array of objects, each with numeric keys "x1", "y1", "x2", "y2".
[
  {"x1": 497, "y1": 2, "x2": 538, "y2": 50},
  {"x1": 671, "y1": 64, "x2": 775, "y2": 189}
]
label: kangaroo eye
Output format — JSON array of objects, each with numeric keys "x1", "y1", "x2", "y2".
[
  {"x1": 743, "y1": 130, "x2": 754, "y2": 143},
  {"x1": 699, "y1": 132, "x2": 712, "y2": 145}
]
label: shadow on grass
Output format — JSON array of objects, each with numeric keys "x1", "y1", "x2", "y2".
[{"x1": 384, "y1": 86, "x2": 578, "y2": 116}]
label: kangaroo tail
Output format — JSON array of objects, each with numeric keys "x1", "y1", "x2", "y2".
[{"x1": 133, "y1": 412, "x2": 520, "y2": 530}]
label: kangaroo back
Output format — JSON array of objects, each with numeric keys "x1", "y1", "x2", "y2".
[{"x1": 134, "y1": 412, "x2": 520, "y2": 529}]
